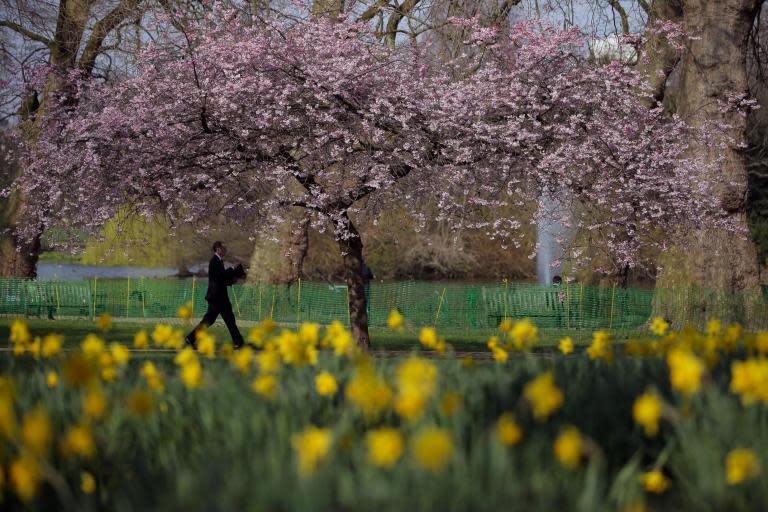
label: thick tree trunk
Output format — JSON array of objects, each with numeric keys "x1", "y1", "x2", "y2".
[
  {"x1": 654, "y1": 0, "x2": 763, "y2": 326},
  {"x1": 0, "y1": 101, "x2": 43, "y2": 278},
  {"x1": 0, "y1": 163, "x2": 42, "y2": 277},
  {"x1": 332, "y1": 212, "x2": 371, "y2": 350}
]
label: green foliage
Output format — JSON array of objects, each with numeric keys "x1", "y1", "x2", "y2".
[
  {"x1": 37, "y1": 252, "x2": 82, "y2": 264},
  {"x1": 80, "y1": 209, "x2": 182, "y2": 268}
]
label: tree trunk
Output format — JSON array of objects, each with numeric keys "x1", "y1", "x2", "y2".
[
  {"x1": 0, "y1": 94, "x2": 44, "y2": 278},
  {"x1": 654, "y1": 0, "x2": 763, "y2": 327},
  {"x1": 0, "y1": 180, "x2": 42, "y2": 278},
  {"x1": 332, "y1": 212, "x2": 371, "y2": 350},
  {"x1": 284, "y1": 210, "x2": 310, "y2": 283}
]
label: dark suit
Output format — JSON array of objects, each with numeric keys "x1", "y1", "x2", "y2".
[{"x1": 187, "y1": 255, "x2": 246, "y2": 346}]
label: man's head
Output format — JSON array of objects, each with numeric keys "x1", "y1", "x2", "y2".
[
  {"x1": 212, "y1": 241, "x2": 227, "y2": 258},
  {"x1": 552, "y1": 275, "x2": 562, "y2": 286}
]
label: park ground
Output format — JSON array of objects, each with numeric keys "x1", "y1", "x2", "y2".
[{"x1": 0, "y1": 317, "x2": 640, "y2": 354}]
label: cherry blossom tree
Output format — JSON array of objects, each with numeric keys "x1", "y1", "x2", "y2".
[{"x1": 19, "y1": 5, "x2": 727, "y2": 347}]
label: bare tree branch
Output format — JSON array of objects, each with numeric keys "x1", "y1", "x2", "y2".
[
  {"x1": 0, "y1": 19, "x2": 53, "y2": 47},
  {"x1": 607, "y1": 0, "x2": 630, "y2": 33},
  {"x1": 79, "y1": 0, "x2": 143, "y2": 73}
]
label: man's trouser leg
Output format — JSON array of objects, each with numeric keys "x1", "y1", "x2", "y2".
[
  {"x1": 220, "y1": 303, "x2": 245, "y2": 347},
  {"x1": 187, "y1": 302, "x2": 221, "y2": 343}
]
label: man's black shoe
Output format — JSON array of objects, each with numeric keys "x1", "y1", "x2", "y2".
[{"x1": 184, "y1": 336, "x2": 198, "y2": 350}]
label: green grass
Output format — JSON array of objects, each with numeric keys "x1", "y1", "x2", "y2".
[
  {"x1": 0, "y1": 318, "x2": 643, "y2": 353},
  {"x1": 37, "y1": 251, "x2": 82, "y2": 264}
]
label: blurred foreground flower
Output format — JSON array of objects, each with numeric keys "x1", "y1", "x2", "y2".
[
  {"x1": 496, "y1": 413, "x2": 523, "y2": 446},
  {"x1": 554, "y1": 426, "x2": 583, "y2": 469},
  {"x1": 177, "y1": 302, "x2": 193, "y2": 319},
  {"x1": 252, "y1": 374, "x2": 278, "y2": 399},
  {"x1": 667, "y1": 348, "x2": 705, "y2": 396},
  {"x1": 81, "y1": 471, "x2": 96, "y2": 494},
  {"x1": 641, "y1": 470, "x2": 670, "y2": 493},
  {"x1": 366, "y1": 428, "x2": 404, "y2": 469},
  {"x1": 726, "y1": 448, "x2": 761, "y2": 485},
  {"x1": 292, "y1": 426, "x2": 333, "y2": 477},
  {"x1": 730, "y1": 358, "x2": 768, "y2": 405},
  {"x1": 411, "y1": 426, "x2": 453, "y2": 473},
  {"x1": 387, "y1": 309, "x2": 404, "y2": 330},
  {"x1": 21, "y1": 407, "x2": 51, "y2": 455},
  {"x1": 523, "y1": 371, "x2": 563, "y2": 421},
  {"x1": 633, "y1": 391, "x2": 662, "y2": 437},
  {"x1": 10, "y1": 455, "x2": 41, "y2": 501},
  {"x1": 96, "y1": 313, "x2": 112, "y2": 332},
  {"x1": 315, "y1": 371, "x2": 338, "y2": 396},
  {"x1": 559, "y1": 337, "x2": 574, "y2": 355}
]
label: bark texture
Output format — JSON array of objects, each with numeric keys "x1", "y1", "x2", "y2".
[
  {"x1": 333, "y1": 214, "x2": 371, "y2": 350},
  {"x1": 654, "y1": 0, "x2": 763, "y2": 325}
]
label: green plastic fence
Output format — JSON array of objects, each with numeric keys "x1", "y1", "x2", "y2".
[{"x1": 1, "y1": 278, "x2": 766, "y2": 331}]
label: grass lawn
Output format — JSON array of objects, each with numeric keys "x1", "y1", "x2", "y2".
[{"x1": 0, "y1": 317, "x2": 643, "y2": 354}]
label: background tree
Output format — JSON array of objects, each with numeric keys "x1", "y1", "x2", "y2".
[
  {"x1": 0, "y1": 0, "x2": 150, "y2": 277},
  {"x1": 21, "y1": 7, "x2": 726, "y2": 346}
]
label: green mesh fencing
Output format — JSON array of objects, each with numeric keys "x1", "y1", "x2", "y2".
[{"x1": 1, "y1": 277, "x2": 767, "y2": 331}]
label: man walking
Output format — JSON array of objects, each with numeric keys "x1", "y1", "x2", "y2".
[{"x1": 185, "y1": 241, "x2": 247, "y2": 349}]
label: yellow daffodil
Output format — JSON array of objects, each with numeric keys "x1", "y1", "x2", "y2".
[
  {"x1": 231, "y1": 346, "x2": 254, "y2": 374},
  {"x1": 633, "y1": 391, "x2": 662, "y2": 437},
  {"x1": 41, "y1": 334, "x2": 64, "y2": 357},
  {"x1": 726, "y1": 448, "x2": 761, "y2": 485},
  {"x1": 315, "y1": 371, "x2": 338, "y2": 396},
  {"x1": 411, "y1": 426, "x2": 453, "y2": 473},
  {"x1": 366, "y1": 428, "x2": 404, "y2": 468},
  {"x1": 523, "y1": 371, "x2": 564, "y2": 421},
  {"x1": 177, "y1": 302, "x2": 193, "y2": 319},
  {"x1": 641, "y1": 470, "x2": 670, "y2": 493},
  {"x1": 496, "y1": 413, "x2": 523, "y2": 446},
  {"x1": 587, "y1": 331, "x2": 613, "y2": 362},
  {"x1": 133, "y1": 329, "x2": 149, "y2": 349},
  {"x1": 61, "y1": 424, "x2": 96, "y2": 458},
  {"x1": 730, "y1": 358, "x2": 768, "y2": 405},
  {"x1": 10, "y1": 319, "x2": 31, "y2": 345},
  {"x1": 252, "y1": 374, "x2": 278, "y2": 399},
  {"x1": 81, "y1": 334, "x2": 105, "y2": 358},
  {"x1": 180, "y1": 360, "x2": 204, "y2": 389},
  {"x1": 291, "y1": 426, "x2": 332, "y2": 477},
  {"x1": 649, "y1": 317, "x2": 669, "y2": 336},
  {"x1": 554, "y1": 426, "x2": 583, "y2": 469},
  {"x1": 345, "y1": 365, "x2": 393, "y2": 419},
  {"x1": 96, "y1": 313, "x2": 112, "y2": 331},
  {"x1": 667, "y1": 348, "x2": 705, "y2": 396},
  {"x1": 387, "y1": 309, "x2": 405, "y2": 330},
  {"x1": 81, "y1": 471, "x2": 96, "y2": 494},
  {"x1": 110, "y1": 342, "x2": 130, "y2": 366},
  {"x1": 10, "y1": 455, "x2": 41, "y2": 501},
  {"x1": 21, "y1": 408, "x2": 51, "y2": 455},
  {"x1": 509, "y1": 319, "x2": 538, "y2": 351},
  {"x1": 82, "y1": 387, "x2": 108, "y2": 419}
]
